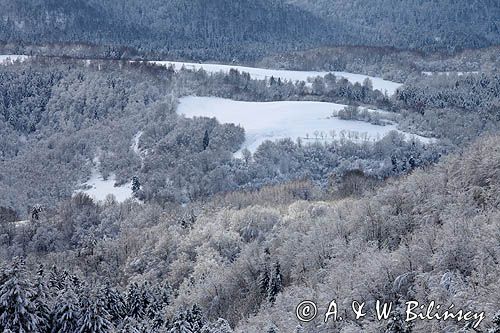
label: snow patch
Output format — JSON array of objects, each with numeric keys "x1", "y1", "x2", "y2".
[
  {"x1": 132, "y1": 131, "x2": 145, "y2": 168},
  {"x1": 77, "y1": 156, "x2": 133, "y2": 203},
  {"x1": 422, "y1": 71, "x2": 479, "y2": 76},
  {"x1": 13, "y1": 220, "x2": 29, "y2": 228},
  {"x1": 0, "y1": 55, "x2": 28, "y2": 65},
  {"x1": 132, "y1": 131, "x2": 143, "y2": 157}
]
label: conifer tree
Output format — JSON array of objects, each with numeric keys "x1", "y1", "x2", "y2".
[
  {"x1": 76, "y1": 292, "x2": 113, "y2": 333},
  {"x1": 268, "y1": 262, "x2": 283, "y2": 304},
  {"x1": 51, "y1": 289, "x2": 80, "y2": 333},
  {"x1": 491, "y1": 312, "x2": 500, "y2": 333},
  {"x1": 0, "y1": 259, "x2": 42, "y2": 333},
  {"x1": 132, "y1": 176, "x2": 141, "y2": 196},
  {"x1": 126, "y1": 282, "x2": 145, "y2": 319},
  {"x1": 169, "y1": 310, "x2": 193, "y2": 333},
  {"x1": 203, "y1": 129, "x2": 210, "y2": 151}
]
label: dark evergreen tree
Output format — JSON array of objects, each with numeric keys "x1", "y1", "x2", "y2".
[
  {"x1": 48, "y1": 265, "x2": 67, "y2": 291},
  {"x1": 126, "y1": 282, "x2": 146, "y2": 319},
  {"x1": 33, "y1": 265, "x2": 51, "y2": 332},
  {"x1": 385, "y1": 303, "x2": 412, "y2": 333},
  {"x1": 203, "y1": 129, "x2": 210, "y2": 151},
  {"x1": 132, "y1": 176, "x2": 141, "y2": 196},
  {"x1": 268, "y1": 262, "x2": 283, "y2": 304},
  {"x1": 492, "y1": 311, "x2": 500, "y2": 333},
  {"x1": 259, "y1": 266, "x2": 270, "y2": 298},
  {"x1": 100, "y1": 284, "x2": 126, "y2": 323},
  {"x1": 187, "y1": 304, "x2": 205, "y2": 331}
]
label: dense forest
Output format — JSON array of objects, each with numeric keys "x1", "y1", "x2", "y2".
[
  {"x1": 1, "y1": 133, "x2": 499, "y2": 332},
  {"x1": 1, "y1": 1, "x2": 500, "y2": 331},
  {"x1": 287, "y1": 0, "x2": 500, "y2": 52},
  {"x1": 0, "y1": 0, "x2": 340, "y2": 61},
  {"x1": 1, "y1": 0, "x2": 500, "y2": 61},
  {"x1": 0, "y1": 56, "x2": 499, "y2": 332}
]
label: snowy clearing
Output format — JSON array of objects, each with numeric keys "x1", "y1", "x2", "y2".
[
  {"x1": 0, "y1": 55, "x2": 28, "y2": 64},
  {"x1": 177, "y1": 97, "x2": 431, "y2": 155},
  {"x1": 150, "y1": 61, "x2": 402, "y2": 95},
  {"x1": 80, "y1": 170, "x2": 133, "y2": 203},
  {"x1": 77, "y1": 157, "x2": 133, "y2": 203}
]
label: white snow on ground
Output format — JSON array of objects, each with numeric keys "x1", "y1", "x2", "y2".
[
  {"x1": 132, "y1": 131, "x2": 143, "y2": 157},
  {"x1": 150, "y1": 61, "x2": 402, "y2": 95},
  {"x1": 422, "y1": 71, "x2": 479, "y2": 76},
  {"x1": 0, "y1": 55, "x2": 28, "y2": 64},
  {"x1": 177, "y1": 97, "x2": 431, "y2": 156},
  {"x1": 78, "y1": 157, "x2": 133, "y2": 203},
  {"x1": 132, "y1": 131, "x2": 145, "y2": 167},
  {"x1": 13, "y1": 220, "x2": 29, "y2": 228},
  {"x1": 81, "y1": 171, "x2": 133, "y2": 203}
]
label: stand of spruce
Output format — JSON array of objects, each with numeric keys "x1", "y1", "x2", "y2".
[{"x1": 0, "y1": 259, "x2": 233, "y2": 333}]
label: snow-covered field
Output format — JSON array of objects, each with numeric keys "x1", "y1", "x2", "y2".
[
  {"x1": 80, "y1": 170, "x2": 133, "y2": 203},
  {"x1": 151, "y1": 61, "x2": 402, "y2": 95},
  {"x1": 77, "y1": 156, "x2": 133, "y2": 203},
  {"x1": 177, "y1": 97, "x2": 430, "y2": 155},
  {"x1": 0, "y1": 55, "x2": 28, "y2": 64}
]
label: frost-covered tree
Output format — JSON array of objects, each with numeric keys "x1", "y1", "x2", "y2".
[
  {"x1": 201, "y1": 318, "x2": 233, "y2": 333},
  {"x1": 169, "y1": 310, "x2": 194, "y2": 333},
  {"x1": 0, "y1": 259, "x2": 42, "y2": 333},
  {"x1": 76, "y1": 292, "x2": 113, "y2": 333},
  {"x1": 126, "y1": 282, "x2": 146, "y2": 319},
  {"x1": 51, "y1": 289, "x2": 80, "y2": 333}
]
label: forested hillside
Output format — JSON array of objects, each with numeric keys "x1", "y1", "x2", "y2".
[
  {"x1": 1, "y1": 2, "x2": 499, "y2": 330},
  {"x1": 1, "y1": 0, "x2": 499, "y2": 61},
  {"x1": 1, "y1": 134, "x2": 499, "y2": 332},
  {"x1": 0, "y1": 58, "x2": 444, "y2": 215},
  {"x1": 287, "y1": 0, "x2": 500, "y2": 52},
  {"x1": 0, "y1": 0, "x2": 340, "y2": 61}
]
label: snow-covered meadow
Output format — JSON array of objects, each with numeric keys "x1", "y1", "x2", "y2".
[
  {"x1": 77, "y1": 153, "x2": 134, "y2": 203},
  {"x1": 150, "y1": 61, "x2": 403, "y2": 95},
  {"x1": 80, "y1": 171, "x2": 133, "y2": 203},
  {"x1": 0, "y1": 55, "x2": 28, "y2": 65},
  {"x1": 177, "y1": 96, "x2": 430, "y2": 156}
]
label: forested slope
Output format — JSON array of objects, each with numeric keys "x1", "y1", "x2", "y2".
[
  {"x1": 0, "y1": 0, "x2": 341, "y2": 60},
  {"x1": 1, "y1": 135, "x2": 498, "y2": 332},
  {"x1": 287, "y1": 0, "x2": 500, "y2": 52},
  {"x1": 2, "y1": 0, "x2": 499, "y2": 61}
]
